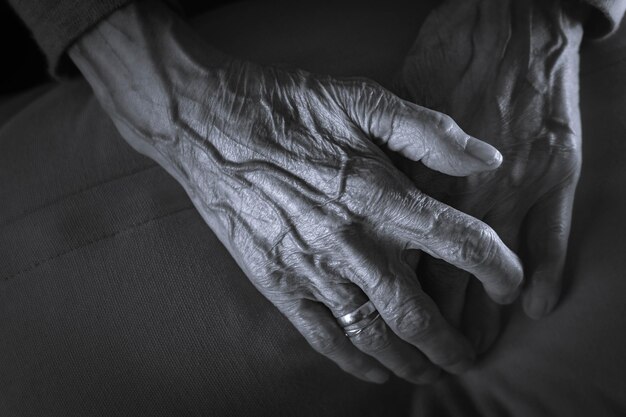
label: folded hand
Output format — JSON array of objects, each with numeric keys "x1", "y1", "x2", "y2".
[{"x1": 396, "y1": 0, "x2": 584, "y2": 350}]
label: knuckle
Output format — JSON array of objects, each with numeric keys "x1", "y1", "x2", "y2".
[
  {"x1": 391, "y1": 299, "x2": 435, "y2": 341},
  {"x1": 550, "y1": 137, "x2": 582, "y2": 180},
  {"x1": 308, "y1": 330, "x2": 345, "y2": 356},
  {"x1": 459, "y1": 222, "x2": 498, "y2": 268},
  {"x1": 255, "y1": 270, "x2": 312, "y2": 302},
  {"x1": 343, "y1": 77, "x2": 386, "y2": 105},
  {"x1": 357, "y1": 78, "x2": 384, "y2": 96},
  {"x1": 254, "y1": 270, "x2": 282, "y2": 292},
  {"x1": 351, "y1": 322, "x2": 393, "y2": 354},
  {"x1": 432, "y1": 113, "x2": 456, "y2": 136}
]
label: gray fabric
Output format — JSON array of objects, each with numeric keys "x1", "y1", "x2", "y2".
[
  {"x1": 1, "y1": 3, "x2": 625, "y2": 416},
  {"x1": 0, "y1": 81, "x2": 411, "y2": 416},
  {"x1": 412, "y1": 21, "x2": 626, "y2": 417}
]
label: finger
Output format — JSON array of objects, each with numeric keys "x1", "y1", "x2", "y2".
[
  {"x1": 341, "y1": 239, "x2": 476, "y2": 375},
  {"x1": 388, "y1": 189, "x2": 524, "y2": 305},
  {"x1": 417, "y1": 256, "x2": 469, "y2": 329},
  {"x1": 461, "y1": 212, "x2": 522, "y2": 353},
  {"x1": 413, "y1": 192, "x2": 481, "y2": 329},
  {"x1": 342, "y1": 81, "x2": 503, "y2": 175},
  {"x1": 293, "y1": 245, "x2": 442, "y2": 385},
  {"x1": 485, "y1": 206, "x2": 525, "y2": 253},
  {"x1": 275, "y1": 299, "x2": 390, "y2": 384},
  {"x1": 344, "y1": 309, "x2": 442, "y2": 385},
  {"x1": 522, "y1": 184, "x2": 576, "y2": 319},
  {"x1": 462, "y1": 279, "x2": 502, "y2": 355}
]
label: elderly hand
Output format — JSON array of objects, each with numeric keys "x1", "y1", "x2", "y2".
[
  {"x1": 69, "y1": 0, "x2": 524, "y2": 383},
  {"x1": 395, "y1": 0, "x2": 584, "y2": 349}
]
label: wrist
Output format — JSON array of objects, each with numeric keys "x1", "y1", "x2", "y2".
[{"x1": 68, "y1": 0, "x2": 230, "y2": 148}]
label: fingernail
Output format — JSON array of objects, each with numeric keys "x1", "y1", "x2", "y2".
[
  {"x1": 465, "y1": 137, "x2": 502, "y2": 167},
  {"x1": 365, "y1": 368, "x2": 389, "y2": 384},
  {"x1": 524, "y1": 295, "x2": 553, "y2": 320}
]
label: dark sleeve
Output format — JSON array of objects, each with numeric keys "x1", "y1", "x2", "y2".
[
  {"x1": 581, "y1": 0, "x2": 626, "y2": 37},
  {"x1": 7, "y1": 0, "x2": 135, "y2": 78}
]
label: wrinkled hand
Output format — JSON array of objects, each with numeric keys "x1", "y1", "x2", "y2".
[
  {"x1": 395, "y1": 0, "x2": 584, "y2": 349},
  {"x1": 69, "y1": 1, "x2": 524, "y2": 384}
]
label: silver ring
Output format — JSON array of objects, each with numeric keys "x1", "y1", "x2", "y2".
[
  {"x1": 337, "y1": 301, "x2": 381, "y2": 337},
  {"x1": 337, "y1": 300, "x2": 377, "y2": 327}
]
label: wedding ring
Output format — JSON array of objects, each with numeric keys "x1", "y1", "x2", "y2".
[{"x1": 337, "y1": 300, "x2": 381, "y2": 337}]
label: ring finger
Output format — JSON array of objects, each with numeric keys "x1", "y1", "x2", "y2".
[
  {"x1": 344, "y1": 308, "x2": 442, "y2": 384},
  {"x1": 291, "y1": 250, "x2": 442, "y2": 384},
  {"x1": 313, "y1": 278, "x2": 442, "y2": 385}
]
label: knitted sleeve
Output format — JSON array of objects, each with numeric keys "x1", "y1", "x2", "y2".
[{"x1": 7, "y1": 0, "x2": 134, "y2": 77}]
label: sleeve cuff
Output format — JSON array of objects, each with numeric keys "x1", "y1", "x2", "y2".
[
  {"x1": 10, "y1": 0, "x2": 135, "y2": 78},
  {"x1": 8, "y1": 0, "x2": 182, "y2": 79}
]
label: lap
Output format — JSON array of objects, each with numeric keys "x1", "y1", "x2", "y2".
[
  {"x1": 413, "y1": 22, "x2": 626, "y2": 417},
  {"x1": 1, "y1": 1, "x2": 625, "y2": 416},
  {"x1": 0, "y1": 79, "x2": 411, "y2": 416},
  {"x1": 0, "y1": 5, "x2": 429, "y2": 415}
]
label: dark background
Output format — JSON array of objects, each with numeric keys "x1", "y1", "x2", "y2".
[
  {"x1": 0, "y1": 0, "x2": 234, "y2": 95},
  {"x1": 0, "y1": 1, "x2": 49, "y2": 94}
]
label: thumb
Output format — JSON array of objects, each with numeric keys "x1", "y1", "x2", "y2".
[{"x1": 345, "y1": 83, "x2": 502, "y2": 176}]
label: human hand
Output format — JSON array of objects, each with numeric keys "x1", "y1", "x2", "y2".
[
  {"x1": 69, "y1": 1, "x2": 524, "y2": 383},
  {"x1": 395, "y1": 0, "x2": 585, "y2": 349}
]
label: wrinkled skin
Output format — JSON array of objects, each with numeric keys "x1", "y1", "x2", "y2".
[
  {"x1": 395, "y1": 0, "x2": 584, "y2": 351},
  {"x1": 68, "y1": 1, "x2": 526, "y2": 384}
]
